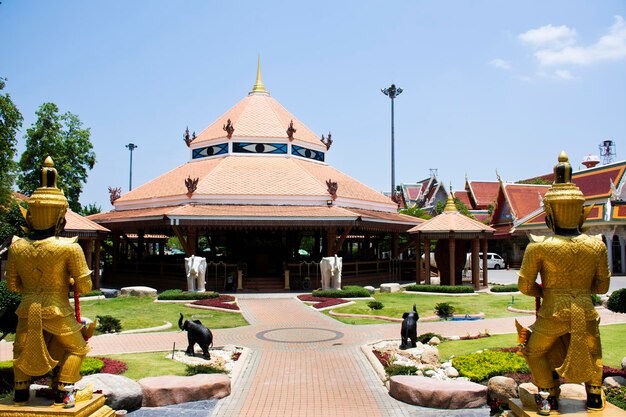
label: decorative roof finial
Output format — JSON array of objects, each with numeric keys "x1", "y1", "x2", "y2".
[
  {"x1": 443, "y1": 183, "x2": 457, "y2": 212},
  {"x1": 250, "y1": 55, "x2": 269, "y2": 95}
]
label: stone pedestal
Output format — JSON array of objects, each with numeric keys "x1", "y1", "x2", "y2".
[
  {"x1": 0, "y1": 393, "x2": 114, "y2": 417},
  {"x1": 509, "y1": 398, "x2": 626, "y2": 416}
]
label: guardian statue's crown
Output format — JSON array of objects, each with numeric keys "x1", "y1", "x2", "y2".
[
  {"x1": 543, "y1": 151, "x2": 587, "y2": 232},
  {"x1": 25, "y1": 156, "x2": 68, "y2": 233}
]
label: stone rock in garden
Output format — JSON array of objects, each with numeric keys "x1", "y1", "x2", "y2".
[
  {"x1": 559, "y1": 383, "x2": 586, "y2": 400},
  {"x1": 487, "y1": 376, "x2": 518, "y2": 403},
  {"x1": 393, "y1": 358, "x2": 415, "y2": 367},
  {"x1": 120, "y1": 286, "x2": 157, "y2": 297},
  {"x1": 428, "y1": 336, "x2": 441, "y2": 346},
  {"x1": 390, "y1": 375, "x2": 487, "y2": 409},
  {"x1": 430, "y1": 277, "x2": 441, "y2": 286},
  {"x1": 622, "y1": 356, "x2": 626, "y2": 371},
  {"x1": 519, "y1": 382, "x2": 586, "y2": 408},
  {"x1": 101, "y1": 288, "x2": 120, "y2": 298},
  {"x1": 445, "y1": 367, "x2": 459, "y2": 378},
  {"x1": 139, "y1": 374, "x2": 230, "y2": 407},
  {"x1": 380, "y1": 283, "x2": 401, "y2": 293},
  {"x1": 364, "y1": 286, "x2": 376, "y2": 294},
  {"x1": 518, "y1": 383, "x2": 538, "y2": 408},
  {"x1": 604, "y1": 376, "x2": 626, "y2": 388},
  {"x1": 420, "y1": 345, "x2": 440, "y2": 366},
  {"x1": 77, "y1": 374, "x2": 143, "y2": 411}
]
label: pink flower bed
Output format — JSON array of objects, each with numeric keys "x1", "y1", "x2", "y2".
[
  {"x1": 191, "y1": 295, "x2": 239, "y2": 310},
  {"x1": 297, "y1": 294, "x2": 349, "y2": 310}
]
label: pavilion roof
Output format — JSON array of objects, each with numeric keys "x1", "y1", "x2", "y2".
[{"x1": 465, "y1": 180, "x2": 499, "y2": 209}]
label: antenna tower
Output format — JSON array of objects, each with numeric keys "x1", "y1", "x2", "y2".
[{"x1": 599, "y1": 140, "x2": 616, "y2": 165}]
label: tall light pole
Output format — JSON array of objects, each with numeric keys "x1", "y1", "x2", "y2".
[
  {"x1": 381, "y1": 84, "x2": 402, "y2": 197},
  {"x1": 125, "y1": 143, "x2": 138, "y2": 191}
]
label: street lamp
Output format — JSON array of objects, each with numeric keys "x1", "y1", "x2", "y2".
[
  {"x1": 125, "y1": 143, "x2": 138, "y2": 191},
  {"x1": 381, "y1": 84, "x2": 403, "y2": 197}
]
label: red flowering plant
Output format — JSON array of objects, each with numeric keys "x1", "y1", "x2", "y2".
[{"x1": 191, "y1": 295, "x2": 239, "y2": 310}]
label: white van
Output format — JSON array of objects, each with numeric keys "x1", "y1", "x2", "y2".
[{"x1": 466, "y1": 252, "x2": 506, "y2": 269}]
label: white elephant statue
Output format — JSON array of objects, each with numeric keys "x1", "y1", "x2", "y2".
[
  {"x1": 320, "y1": 255, "x2": 342, "y2": 290},
  {"x1": 184, "y1": 255, "x2": 207, "y2": 292}
]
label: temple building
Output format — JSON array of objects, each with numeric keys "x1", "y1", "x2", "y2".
[
  {"x1": 516, "y1": 159, "x2": 626, "y2": 274},
  {"x1": 89, "y1": 63, "x2": 422, "y2": 291}
]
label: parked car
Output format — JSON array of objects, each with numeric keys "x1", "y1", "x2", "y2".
[{"x1": 465, "y1": 252, "x2": 506, "y2": 269}]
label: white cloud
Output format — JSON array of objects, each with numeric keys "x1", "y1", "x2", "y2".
[
  {"x1": 518, "y1": 24, "x2": 576, "y2": 48},
  {"x1": 525, "y1": 16, "x2": 626, "y2": 67},
  {"x1": 490, "y1": 58, "x2": 512, "y2": 70},
  {"x1": 554, "y1": 69, "x2": 574, "y2": 80}
]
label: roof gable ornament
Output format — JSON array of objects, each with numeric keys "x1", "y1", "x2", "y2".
[
  {"x1": 326, "y1": 179, "x2": 338, "y2": 200},
  {"x1": 610, "y1": 178, "x2": 624, "y2": 201},
  {"x1": 184, "y1": 126, "x2": 192, "y2": 147},
  {"x1": 185, "y1": 176, "x2": 199, "y2": 196},
  {"x1": 108, "y1": 186, "x2": 121, "y2": 205},
  {"x1": 223, "y1": 119, "x2": 235, "y2": 139},
  {"x1": 321, "y1": 132, "x2": 333, "y2": 150},
  {"x1": 286, "y1": 120, "x2": 297, "y2": 141}
]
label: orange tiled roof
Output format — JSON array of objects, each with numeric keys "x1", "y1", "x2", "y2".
[
  {"x1": 503, "y1": 184, "x2": 550, "y2": 220},
  {"x1": 454, "y1": 190, "x2": 472, "y2": 207},
  {"x1": 114, "y1": 155, "x2": 395, "y2": 209},
  {"x1": 65, "y1": 210, "x2": 110, "y2": 233},
  {"x1": 408, "y1": 211, "x2": 494, "y2": 234},
  {"x1": 191, "y1": 94, "x2": 323, "y2": 148},
  {"x1": 466, "y1": 181, "x2": 499, "y2": 209}
]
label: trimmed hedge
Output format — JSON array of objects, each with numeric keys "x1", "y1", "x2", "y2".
[
  {"x1": 404, "y1": 284, "x2": 474, "y2": 293},
  {"x1": 158, "y1": 289, "x2": 220, "y2": 301},
  {"x1": 312, "y1": 285, "x2": 370, "y2": 298},
  {"x1": 607, "y1": 288, "x2": 626, "y2": 314},
  {"x1": 417, "y1": 332, "x2": 445, "y2": 344},
  {"x1": 367, "y1": 301, "x2": 384, "y2": 310},
  {"x1": 452, "y1": 350, "x2": 529, "y2": 382},
  {"x1": 80, "y1": 357, "x2": 105, "y2": 375},
  {"x1": 185, "y1": 364, "x2": 223, "y2": 375},
  {"x1": 490, "y1": 284, "x2": 519, "y2": 292}
]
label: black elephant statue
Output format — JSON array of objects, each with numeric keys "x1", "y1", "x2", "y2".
[
  {"x1": 400, "y1": 304, "x2": 419, "y2": 349},
  {"x1": 178, "y1": 313, "x2": 213, "y2": 359}
]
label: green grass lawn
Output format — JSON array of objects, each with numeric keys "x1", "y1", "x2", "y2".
[
  {"x1": 436, "y1": 323, "x2": 626, "y2": 369},
  {"x1": 100, "y1": 352, "x2": 188, "y2": 380},
  {"x1": 325, "y1": 291, "x2": 536, "y2": 325},
  {"x1": 80, "y1": 296, "x2": 248, "y2": 333}
]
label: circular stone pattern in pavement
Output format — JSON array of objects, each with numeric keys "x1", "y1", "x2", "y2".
[{"x1": 256, "y1": 327, "x2": 344, "y2": 344}]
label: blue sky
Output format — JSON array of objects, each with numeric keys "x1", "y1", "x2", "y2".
[{"x1": 2, "y1": 1, "x2": 625, "y2": 209}]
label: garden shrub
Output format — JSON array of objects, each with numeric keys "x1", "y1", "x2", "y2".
[
  {"x1": 96, "y1": 357, "x2": 128, "y2": 375},
  {"x1": 434, "y1": 302, "x2": 455, "y2": 319},
  {"x1": 591, "y1": 294, "x2": 602, "y2": 306},
  {"x1": 405, "y1": 284, "x2": 474, "y2": 293},
  {"x1": 606, "y1": 386, "x2": 626, "y2": 411},
  {"x1": 490, "y1": 284, "x2": 519, "y2": 292},
  {"x1": 312, "y1": 285, "x2": 370, "y2": 298},
  {"x1": 417, "y1": 332, "x2": 445, "y2": 344},
  {"x1": 80, "y1": 357, "x2": 105, "y2": 375},
  {"x1": 385, "y1": 364, "x2": 418, "y2": 377},
  {"x1": 367, "y1": 301, "x2": 384, "y2": 310},
  {"x1": 158, "y1": 289, "x2": 220, "y2": 300},
  {"x1": 185, "y1": 364, "x2": 224, "y2": 376},
  {"x1": 452, "y1": 350, "x2": 529, "y2": 382},
  {"x1": 96, "y1": 315, "x2": 122, "y2": 333},
  {"x1": 0, "y1": 281, "x2": 21, "y2": 340},
  {"x1": 607, "y1": 288, "x2": 626, "y2": 313}
]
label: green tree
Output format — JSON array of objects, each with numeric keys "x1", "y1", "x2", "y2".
[
  {"x1": 0, "y1": 199, "x2": 27, "y2": 244},
  {"x1": 399, "y1": 206, "x2": 432, "y2": 220},
  {"x1": 435, "y1": 198, "x2": 476, "y2": 219},
  {"x1": 0, "y1": 78, "x2": 23, "y2": 206},
  {"x1": 80, "y1": 203, "x2": 101, "y2": 216},
  {"x1": 17, "y1": 103, "x2": 96, "y2": 212}
]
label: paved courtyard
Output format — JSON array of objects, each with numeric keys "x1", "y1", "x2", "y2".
[{"x1": 1, "y1": 287, "x2": 625, "y2": 416}]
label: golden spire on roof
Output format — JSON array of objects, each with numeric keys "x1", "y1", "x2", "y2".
[
  {"x1": 250, "y1": 55, "x2": 269, "y2": 95},
  {"x1": 444, "y1": 184, "x2": 458, "y2": 212}
]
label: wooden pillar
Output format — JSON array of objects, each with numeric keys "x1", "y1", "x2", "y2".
[
  {"x1": 471, "y1": 237, "x2": 480, "y2": 290},
  {"x1": 424, "y1": 238, "x2": 431, "y2": 285},
  {"x1": 284, "y1": 270, "x2": 290, "y2": 290},
  {"x1": 416, "y1": 234, "x2": 422, "y2": 284},
  {"x1": 449, "y1": 236, "x2": 456, "y2": 286},
  {"x1": 326, "y1": 228, "x2": 337, "y2": 256},
  {"x1": 112, "y1": 234, "x2": 120, "y2": 272},
  {"x1": 94, "y1": 239, "x2": 101, "y2": 289},
  {"x1": 314, "y1": 230, "x2": 321, "y2": 259},
  {"x1": 237, "y1": 270, "x2": 243, "y2": 291},
  {"x1": 137, "y1": 229, "x2": 145, "y2": 260},
  {"x1": 391, "y1": 232, "x2": 399, "y2": 258},
  {"x1": 482, "y1": 237, "x2": 489, "y2": 287},
  {"x1": 188, "y1": 228, "x2": 198, "y2": 256}
]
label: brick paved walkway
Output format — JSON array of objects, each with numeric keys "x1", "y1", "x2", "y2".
[{"x1": 1, "y1": 295, "x2": 625, "y2": 417}]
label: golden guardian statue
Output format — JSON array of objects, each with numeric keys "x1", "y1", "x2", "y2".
[
  {"x1": 5, "y1": 156, "x2": 93, "y2": 406},
  {"x1": 517, "y1": 151, "x2": 610, "y2": 414}
]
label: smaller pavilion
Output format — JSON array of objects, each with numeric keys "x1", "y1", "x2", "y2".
[{"x1": 409, "y1": 193, "x2": 495, "y2": 289}]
